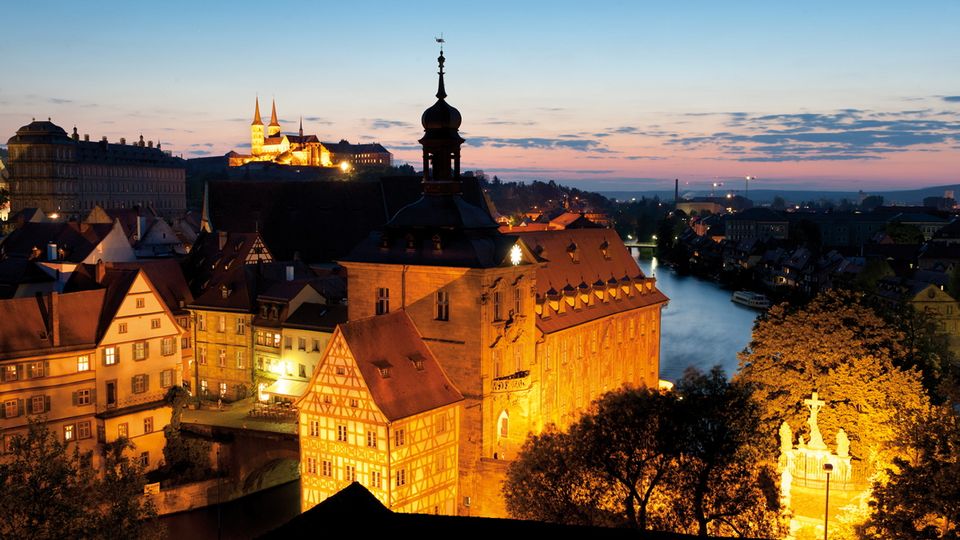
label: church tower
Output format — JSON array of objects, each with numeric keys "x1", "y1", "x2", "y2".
[
  {"x1": 267, "y1": 99, "x2": 281, "y2": 137},
  {"x1": 251, "y1": 97, "x2": 264, "y2": 156}
]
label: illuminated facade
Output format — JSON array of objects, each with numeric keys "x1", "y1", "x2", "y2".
[
  {"x1": 301, "y1": 51, "x2": 668, "y2": 517},
  {"x1": 5, "y1": 120, "x2": 185, "y2": 218},
  {"x1": 228, "y1": 98, "x2": 392, "y2": 169},
  {"x1": 298, "y1": 311, "x2": 462, "y2": 514},
  {"x1": 0, "y1": 266, "x2": 183, "y2": 472}
]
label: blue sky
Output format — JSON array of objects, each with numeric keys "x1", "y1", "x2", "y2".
[{"x1": 1, "y1": 0, "x2": 958, "y2": 191}]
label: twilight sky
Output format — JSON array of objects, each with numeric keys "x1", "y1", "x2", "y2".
[{"x1": 1, "y1": 0, "x2": 958, "y2": 192}]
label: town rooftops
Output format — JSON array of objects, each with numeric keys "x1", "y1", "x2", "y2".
[
  {"x1": 0, "y1": 221, "x2": 119, "y2": 262},
  {"x1": 321, "y1": 140, "x2": 390, "y2": 155},
  {"x1": 67, "y1": 260, "x2": 193, "y2": 316},
  {"x1": 729, "y1": 207, "x2": 786, "y2": 221},
  {"x1": 336, "y1": 311, "x2": 463, "y2": 421},
  {"x1": 283, "y1": 302, "x2": 348, "y2": 332},
  {"x1": 0, "y1": 289, "x2": 105, "y2": 360}
]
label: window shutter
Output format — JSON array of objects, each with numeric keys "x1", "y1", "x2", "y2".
[
  {"x1": 144, "y1": 341, "x2": 150, "y2": 357},
  {"x1": 131, "y1": 376, "x2": 137, "y2": 393},
  {"x1": 91, "y1": 388, "x2": 97, "y2": 404},
  {"x1": 44, "y1": 361, "x2": 50, "y2": 377},
  {"x1": 44, "y1": 395, "x2": 51, "y2": 413},
  {"x1": 17, "y1": 399, "x2": 24, "y2": 417},
  {"x1": 72, "y1": 391, "x2": 78, "y2": 406},
  {"x1": 102, "y1": 349, "x2": 107, "y2": 366},
  {"x1": 144, "y1": 374, "x2": 150, "y2": 391},
  {"x1": 0, "y1": 404, "x2": 5, "y2": 419},
  {"x1": 26, "y1": 397, "x2": 34, "y2": 415}
]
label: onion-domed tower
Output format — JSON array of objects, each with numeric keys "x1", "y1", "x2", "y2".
[{"x1": 419, "y1": 50, "x2": 465, "y2": 195}]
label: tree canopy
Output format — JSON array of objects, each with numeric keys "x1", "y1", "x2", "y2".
[
  {"x1": 736, "y1": 290, "x2": 929, "y2": 468},
  {"x1": 0, "y1": 418, "x2": 160, "y2": 539},
  {"x1": 504, "y1": 368, "x2": 784, "y2": 537}
]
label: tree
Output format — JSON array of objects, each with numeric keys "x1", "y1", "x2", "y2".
[
  {"x1": 863, "y1": 406, "x2": 960, "y2": 539},
  {"x1": 156, "y1": 387, "x2": 213, "y2": 485},
  {"x1": 504, "y1": 372, "x2": 784, "y2": 537},
  {"x1": 885, "y1": 221, "x2": 925, "y2": 244},
  {"x1": 771, "y1": 196, "x2": 787, "y2": 211},
  {"x1": 672, "y1": 368, "x2": 783, "y2": 538},
  {"x1": 0, "y1": 418, "x2": 160, "y2": 539},
  {"x1": 736, "y1": 290, "x2": 929, "y2": 469},
  {"x1": 0, "y1": 417, "x2": 97, "y2": 539}
]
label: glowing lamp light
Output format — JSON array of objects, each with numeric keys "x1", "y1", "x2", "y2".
[
  {"x1": 510, "y1": 244, "x2": 522, "y2": 266},
  {"x1": 339, "y1": 161, "x2": 351, "y2": 172},
  {"x1": 49, "y1": 212, "x2": 60, "y2": 219}
]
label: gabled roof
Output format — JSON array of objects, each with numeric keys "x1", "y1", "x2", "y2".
[
  {"x1": 338, "y1": 311, "x2": 463, "y2": 421},
  {"x1": 0, "y1": 289, "x2": 105, "y2": 360},
  {"x1": 283, "y1": 302, "x2": 348, "y2": 332},
  {"x1": 321, "y1": 141, "x2": 390, "y2": 155},
  {"x1": 515, "y1": 229, "x2": 668, "y2": 333},
  {"x1": 68, "y1": 260, "x2": 193, "y2": 315},
  {"x1": 0, "y1": 221, "x2": 119, "y2": 262},
  {"x1": 0, "y1": 258, "x2": 55, "y2": 298}
]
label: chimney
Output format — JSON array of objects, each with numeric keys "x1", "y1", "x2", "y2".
[
  {"x1": 50, "y1": 292, "x2": 61, "y2": 347},
  {"x1": 84, "y1": 134, "x2": 90, "y2": 141},
  {"x1": 217, "y1": 231, "x2": 227, "y2": 251},
  {"x1": 120, "y1": 137, "x2": 126, "y2": 145},
  {"x1": 46, "y1": 242, "x2": 58, "y2": 261},
  {"x1": 286, "y1": 265, "x2": 294, "y2": 281},
  {"x1": 95, "y1": 259, "x2": 106, "y2": 284}
]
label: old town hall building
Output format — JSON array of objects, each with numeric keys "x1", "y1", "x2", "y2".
[{"x1": 298, "y1": 51, "x2": 668, "y2": 517}]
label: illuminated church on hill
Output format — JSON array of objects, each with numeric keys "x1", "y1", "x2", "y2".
[
  {"x1": 298, "y1": 49, "x2": 668, "y2": 518},
  {"x1": 227, "y1": 98, "x2": 392, "y2": 169}
]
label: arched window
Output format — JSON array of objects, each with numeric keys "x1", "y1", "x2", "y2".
[{"x1": 498, "y1": 410, "x2": 509, "y2": 439}]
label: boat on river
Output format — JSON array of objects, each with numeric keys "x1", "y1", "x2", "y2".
[{"x1": 731, "y1": 290, "x2": 771, "y2": 309}]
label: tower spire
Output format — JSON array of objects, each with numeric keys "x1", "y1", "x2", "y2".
[
  {"x1": 435, "y1": 35, "x2": 447, "y2": 100},
  {"x1": 299, "y1": 116, "x2": 304, "y2": 139},
  {"x1": 269, "y1": 99, "x2": 280, "y2": 127},
  {"x1": 252, "y1": 96, "x2": 263, "y2": 126}
]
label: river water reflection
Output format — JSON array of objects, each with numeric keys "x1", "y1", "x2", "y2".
[{"x1": 637, "y1": 257, "x2": 758, "y2": 381}]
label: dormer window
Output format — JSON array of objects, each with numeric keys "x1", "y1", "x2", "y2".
[
  {"x1": 405, "y1": 234, "x2": 416, "y2": 251},
  {"x1": 432, "y1": 234, "x2": 442, "y2": 251},
  {"x1": 567, "y1": 242, "x2": 579, "y2": 263},
  {"x1": 220, "y1": 285, "x2": 231, "y2": 299},
  {"x1": 599, "y1": 240, "x2": 610, "y2": 260},
  {"x1": 409, "y1": 353, "x2": 425, "y2": 371},
  {"x1": 373, "y1": 360, "x2": 392, "y2": 378}
]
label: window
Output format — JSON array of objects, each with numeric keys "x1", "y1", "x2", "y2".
[
  {"x1": 396, "y1": 468, "x2": 406, "y2": 487},
  {"x1": 133, "y1": 341, "x2": 147, "y2": 361},
  {"x1": 395, "y1": 428, "x2": 405, "y2": 447},
  {"x1": 77, "y1": 421, "x2": 91, "y2": 440},
  {"x1": 349, "y1": 398, "x2": 358, "y2": 408},
  {"x1": 376, "y1": 287, "x2": 389, "y2": 315},
  {"x1": 150, "y1": 318, "x2": 160, "y2": 329},
  {"x1": 197, "y1": 314, "x2": 205, "y2": 331},
  {"x1": 321, "y1": 460, "x2": 332, "y2": 477},
  {"x1": 218, "y1": 382, "x2": 227, "y2": 397},
  {"x1": 30, "y1": 395, "x2": 47, "y2": 414},
  {"x1": 499, "y1": 411, "x2": 509, "y2": 438},
  {"x1": 284, "y1": 337, "x2": 292, "y2": 350},
  {"x1": 493, "y1": 290, "x2": 503, "y2": 321},
  {"x1": 133, "y1": 374, "x2": 148, "y2": 394},
  {"x1": 144, "y1": 417, "x2": 154, "y2": 434},
  {"x1": 198, "y1": 347, "x2": 207, "y2": 365},
  {"x1": 161, "y1": 337, "x2": 175, "y2": 356},
  {"x1": 3, "y1": 400, "x2": 19, "y2": 418},
  {"x1": 118, "y1": 422, "x2": 129, "y2": 438},
  {"x1": 136, "y1": 298, "x2": 145, "y2": 309},
  {"x1": 435, "y1": 290, "x2": 449, "y2": 321},
  {"x1": 106, "y1": 381, "x2": 117, "y2": 407},
  {"x1": 218, "y1": 349, "x2": 226, "y2": 367},
  {"x1": 323, "y1": 395, "x2": 332, "y2": 404},
  {"x1": 371, "y1": 471, "x2": 381, "y2": 489},
  {"x1": 158, "y1": 369, "x2": 172, "y2": 388},
  {"x1": 118, "y1": 322, "x2": 128, "y2": 334},
  {"x1": 336, "y1": 365, "x2": 346, "y2": 376},
  {"x1": 306, "y1": 457, "x2": 317, "y2": 474},
  {"x1": 75, "y1": 389, "x2": 92, "y2": 406},
  {"x1": 236, "y1": 351, "x2": 245, "y2": 369},
  {"x1": 236, "y1": 318, "x2": 245, "y2": 335},
  {"x1": 64, "y1": 425, "x2": 75, "y2": 442},
  {"x1": 139, "y1": 452, "x2": 149, "y2": 468},
  {"x1": 298, "y1": 337, "x2": 306, "y2": 351},
  {"x1": 366, "y1": 430, "x2": 377, "y2": 448},
  {"x1": 437, "y1": 413, "x2": 447, "y2": 433},
  {"x1": 200, "y1": 380, "x2": 208, "y2": 395},
  {"x1": 310, "y1": 420, "x2": 319, "y2": 437},
  {"x1": 217, "y1": 316, "x2": 226, "y2": 333},
  {"x1": 181, "y1": 337, "x2": 191, "y2": 350},
  {"x1": 337, "y1": 425, "x2": 348, "y2": 442},
  {"x1": 3, "y1": 365, "x2": 17, "y2": 381},
  {"x1": 312, "y1": 339, "x2": 320, "y2": 352},
  {"x1": 299, "y1": 364, "x2": 307, "y2": 378},
  {"x1": 514, "y1": 287, "x2": 522, "y2": 315},
  {"x1": 26, "y1": 361, "x2": 45, "y2": 378},
  {"x1": 346, "y1": 465, "x2": 356, "y2": 482}
]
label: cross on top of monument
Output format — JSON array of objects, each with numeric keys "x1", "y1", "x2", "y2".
[{"x1": 804, "y1": 391, "x2": 828, "y2": 450}]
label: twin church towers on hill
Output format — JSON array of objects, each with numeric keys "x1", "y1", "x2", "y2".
[
  {"x1": 227, "y1": 98, "x2": 392, "y2": 169},
  {"x1": 296, "y1": 49, "x2": 668, "y2": 518}
]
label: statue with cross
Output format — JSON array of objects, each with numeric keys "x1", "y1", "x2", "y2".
[{"x1": 804, "y1": 391, "x2": 828, "y2": 450}]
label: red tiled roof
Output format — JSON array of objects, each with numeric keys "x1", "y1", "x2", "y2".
[
  {"x1": 0, "y1": 290, "x2": 105, "y2": 360},
  {"x1": 516, "y1": 229, "x2": 668, "y2": 334},
  {"x1": 339, "y1": 311, "x2": 463, "y2": 421},
  {"x1": 69, "y1": 260, "x2": 193, "y2": 315},
  {"x1": 0, "y1": 222, "x2": 117, "y2": 262}
]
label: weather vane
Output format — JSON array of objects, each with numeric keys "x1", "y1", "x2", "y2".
[{"x1": 435, "y1": 33, "x2": 445, "y2": 53}]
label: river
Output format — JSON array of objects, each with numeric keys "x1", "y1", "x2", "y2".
[
  {"x1": 637, "y1": 257, "x2": 759, "y2": 381},
  {"x1": 160, "y1": 257, "x2": 757, "y2": 537}
]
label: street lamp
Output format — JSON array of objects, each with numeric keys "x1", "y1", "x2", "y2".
[
  {"x1": 823, "y1": 462, "x2": 834, "y2": 540},
  {"x1": 745, "y1": 176, "x2": 756, "y2": 199}
]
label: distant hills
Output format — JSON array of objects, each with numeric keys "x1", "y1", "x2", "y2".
[{"x1": 600, "y1": 185, "x2": 960, "y2": 206}]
